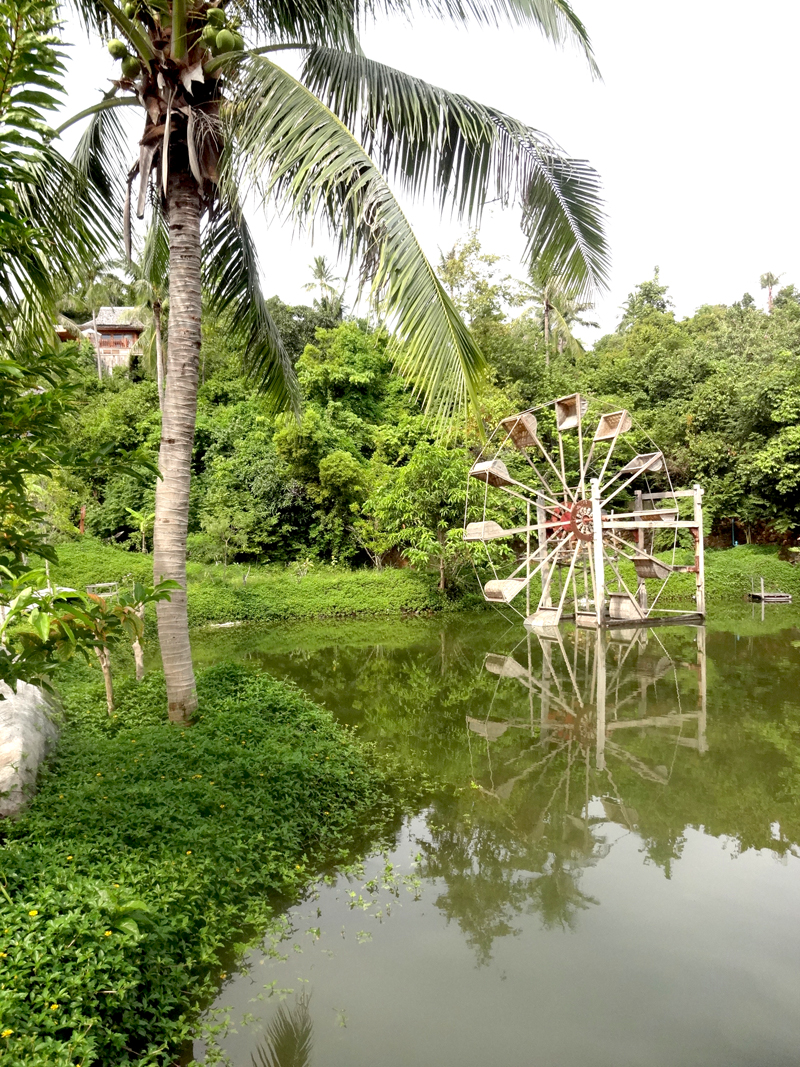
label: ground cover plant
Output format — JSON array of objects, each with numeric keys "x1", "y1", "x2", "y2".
[
  {"x1": 0, "y1": 664, "x2": 415, "y2": 1066},
  {"x1": 48, "y1": 540, "x2": 482, "y2": 625}
]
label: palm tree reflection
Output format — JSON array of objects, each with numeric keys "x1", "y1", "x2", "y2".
[{"x1": 251, "y1": 991, "x2": 312, "y2": 1067}]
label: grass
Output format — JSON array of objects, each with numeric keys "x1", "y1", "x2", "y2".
[
  {"x1": 0, "y1": 664, "x2": 417, "y2": 1067},
  {"x1": 47, "y1": 540, "x2": 474, "y2": 625},
  {"x1": 616, "y1": 543, "x2": 800, "y2": 603},
  {"x1": 46, "y1": 539, "x2": 800, "y2": 630}
]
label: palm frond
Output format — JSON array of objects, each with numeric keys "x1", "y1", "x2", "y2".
[
  {"x1": 251, "y1": 992, "x2": 313, "y2": 1067},
  {"x1": 372, "y1": 0, "x2": 597, "y2": 70},
  {"x1": 302, "y1": 47, "x2": 608, "y2": 297},
  {"x1": 141, "y1": 201, "x2": 170, "y2": 286},
  {"x1": 70, "y1": 89, "x2": 136, "y2": 221},
  {"x1": 0, "y1": 0, "x2": 120, "y2": 342},
  {"x1": 203, "y1": 192, "x2": 299, "y2": 414},
  {"x1": 227, "y1": 55, "x2": 488, "y2": 423},
  {"x1": 69, "y1": 0, "x2": 155, "y2": 62},
  {"x1": 242, "y1": 0, "x2": 596, "y2": 66}
]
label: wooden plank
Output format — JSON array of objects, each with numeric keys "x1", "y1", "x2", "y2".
[{"x1": 640, "y1": 490, "x2": 696, "y2": 500}]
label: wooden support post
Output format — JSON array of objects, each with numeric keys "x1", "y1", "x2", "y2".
[
  {"x1": 591, "y1": 478, "x2": 605, "y2": 626},
  {"x1": 634, "y1": 488, "x2": 648, "y2": 612},
  {"x1": 693, "y1": 483, "x2": 706, "y2": 617},
  {"x1": 536, "y1": 493, "x2": 552, "y2": 608},
  {"x1": 526, "y1": 500, "x2": 531, "y2": 617},
  {"x1": 697, "y1": 627, "x2": 708, "y2": 754},
  {"x1": 595, "y1": 630, "x2": 606, "y2": 771},
  {"x1": 540, "y1": 635, "x2": 552, "y2": 747}
]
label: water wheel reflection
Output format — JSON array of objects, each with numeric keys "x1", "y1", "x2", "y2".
[
  {"x1": 470, "y1": 625, "x2": 707, "y2": 798},
  {"x1": 417, "y1": 626, "x2": 710, "y2": 956}
]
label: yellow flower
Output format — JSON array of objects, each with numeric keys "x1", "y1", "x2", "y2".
[
  {"x1": 0, "y1": 952, "x2": 6, "y2": 958},
  {"x1": 113, "y1": 884, "x2": 119, "y2": 888},
  {"x1": 28, "y1": 910, "x2": 38, "y2": 917},
  {"x1": 220, "y1": 804, "x2": 225, "y2": 808},
  {"x1": 295, "y1": 865, "x2": 302, "y2": 870},
  {"x1": 50, "y1": 1003, "x2": 58, "y2": 1010},
  {"x1": 1, "y1": 1029, "x2": 12, "y2": 1038},
  {"x1": 186, "y1": 850, "x2": 192, "y2": 855},
  {"x1": 66, "y1": 855, "x2": 73, "y2": 861},
  {"x1": 104, "y1": 930, "x2": 112, "y2": 937}
]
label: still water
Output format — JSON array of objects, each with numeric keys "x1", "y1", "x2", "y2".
[{"x1": 192, "y1": 608, "x2": 800, "y2": 1067}]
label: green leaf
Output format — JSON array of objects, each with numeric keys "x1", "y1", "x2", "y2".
[
  {"x1": 301, "y1": 47, "x2": 609, "y2": 296},
  {"x1": 229, "y1": 57, "x2": 487, "y2": 424}
]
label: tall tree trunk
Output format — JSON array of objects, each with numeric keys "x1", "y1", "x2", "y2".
[
  {"x1": 543, "y1": 302, "x2": 550, "y2": 368},
  {"x1": 154, "y1": 299, "x2": 165, "y2": 410},
  {"x1": 154, "y1": 169, "x2": 202, "y2": 723}
]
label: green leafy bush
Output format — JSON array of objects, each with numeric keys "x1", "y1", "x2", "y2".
[
  {"x1": 0, "y1": 665, "x2": 406, "y2": 1065},
  {"x1": 49, "y1": 542, "x2": 459, "y2": 623}
]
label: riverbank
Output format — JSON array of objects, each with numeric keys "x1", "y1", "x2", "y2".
[
  {"x1": 0, "y1": 664, "x2": 415, "y2": 1067},
  {"x1": 48, "y1": 541, "x2": 480, "y2": 625},
  {"x1": 49, "y1": 540, "x2": 800, "y2": 625}
]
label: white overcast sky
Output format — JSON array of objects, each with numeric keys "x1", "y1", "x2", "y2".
[{"x1": 56, "y1": 0, "x2": 800, "y2": 337}]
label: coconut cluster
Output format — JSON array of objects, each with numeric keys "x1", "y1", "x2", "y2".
[{"x1": 107, "y1": 1, "x2": 244, "y2": 80}]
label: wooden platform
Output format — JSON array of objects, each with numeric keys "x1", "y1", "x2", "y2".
[{"x1": 748, "y1": 578, "x2": 792, "y2": 604}]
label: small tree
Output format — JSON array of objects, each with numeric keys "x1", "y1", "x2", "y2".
[
  {"x1": 9, "y1": 580, "x2": 177, "y2": 711},
  {"x1": 365, "y1": 444, "x2": 474, "y2": 592},
  {"x1": 125, "y1": 506, "x2": 155, "y2": 552},
  {"x1": 200, "y1": 507, "x2": 254, "y2": 574},
  {"x1": 760, "y1": 271, "x2": 783, "y2": 313}
]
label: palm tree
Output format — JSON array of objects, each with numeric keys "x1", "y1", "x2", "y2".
[
  {"x1": 303, "y1": 253, "x2": 342, "y2": 316},
  {"x1": 61, "y1": 0, "x2": 609, "y2": 722},
  {"x1": 526, "y1": 266, "x2": 598, "y2": 363},
  {"x1": 760, "y1": 271, "x2": 783, "y2": 313}
]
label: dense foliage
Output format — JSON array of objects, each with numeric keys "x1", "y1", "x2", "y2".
[
  {"x1": 41, "y1": 252, "x2": 800, "y2": 600},
  {"x1": 0, "y1": 663, "x2": 410, "y2": 1065}
]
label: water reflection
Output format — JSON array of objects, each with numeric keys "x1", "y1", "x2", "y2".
[
  {"x1": 419, "y1": 626, "x2": 709, "y2": 959},
  {"x1": 198, "y1": 612, "x2": 800, "y2": 1067},
  {"x1": 251, "y1": 991, "x2": 312, "y2": 1067}
]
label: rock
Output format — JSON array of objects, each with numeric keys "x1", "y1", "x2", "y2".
[{"x1": 0, "y1": 682, "x2": 60, "y2": 819}]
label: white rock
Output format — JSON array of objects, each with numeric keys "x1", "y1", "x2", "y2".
[{"x1": 0, "y1": 681, "x2": 60, "y2": 819}]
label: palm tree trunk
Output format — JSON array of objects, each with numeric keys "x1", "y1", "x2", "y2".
[
  {"x1": 154, "y1": 169, "x2": 201, "y2": 723},
  {"x1": 154, "y1": 300, "x2": 166, "y2": 410}
]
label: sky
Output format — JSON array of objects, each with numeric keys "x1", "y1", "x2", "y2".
[{"x1": 56, "y1": 0, "x2": 800, "y2": 338}]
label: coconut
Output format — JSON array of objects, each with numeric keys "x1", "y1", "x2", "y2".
[
  {"x1": 201, "y1": 22, "x2": 218, "y2": 44},
  {"x1": 121, "y1": 55, "x2": 142, "y2": 79},
  {"x1": 232, "y1": 32, "x2": 244, "y2": 51},
  {"x1": 206, "y1": 6, "x2": 225, "y2": 26},
  {"x1": 107, "y1": 38, "x2": 128, "y2": 59},
  {"x1": 215, "y1": 28, "x2": 235, "y2": 52}
]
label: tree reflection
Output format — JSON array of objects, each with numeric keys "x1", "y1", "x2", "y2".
[{"x1": 251, "y1": 991, "x2": 312, "y2": 1067}]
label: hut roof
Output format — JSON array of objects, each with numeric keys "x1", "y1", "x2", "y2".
[{"x1": 79, "y1": 306, "x2": 145, "y2": 332}]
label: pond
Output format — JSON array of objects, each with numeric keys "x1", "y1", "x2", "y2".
[{"x1": 190, "y1": 607, "x2": 800, "y2": 1067}]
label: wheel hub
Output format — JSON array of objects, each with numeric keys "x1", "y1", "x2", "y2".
[{"x1": 568, "y1": 500, "x2": 594, "y2": 542}]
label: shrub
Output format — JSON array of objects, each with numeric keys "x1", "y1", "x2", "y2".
[{"x1": 0, "y1": 665, "x2": 406, "y2": 1066}]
